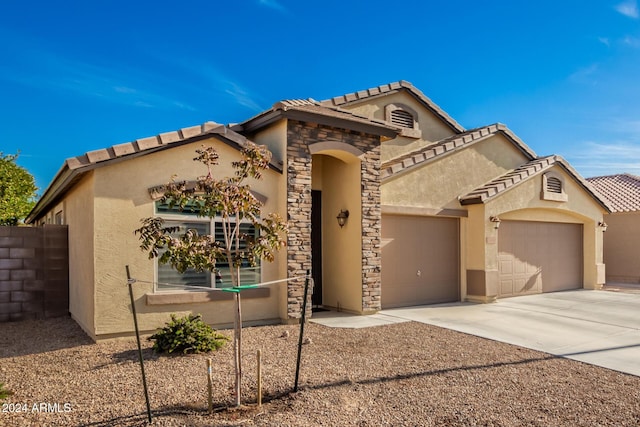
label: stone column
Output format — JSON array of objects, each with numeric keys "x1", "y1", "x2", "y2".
[{"x1": 285, "y1": 120, "x2": 383, "y2": 318}]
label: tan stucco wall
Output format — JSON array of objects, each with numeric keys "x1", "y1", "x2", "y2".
[
  {"x1": 602, "y1": 212, "x2": 640, "y2": 283},
  {"x1": 337, "y1": 91, "x2": 457, "y2": 162},
  {"x1": 252, "y1": 119, "x2": 290, "y2": 320},
  {"x1": 480, "y1": 166, "x2": 606, "y2": 294},
  {"x1": 381, "y1": 134, "x2": 606, "y2": 302},
  {"x1": 63, "y1": 172, "x2": 97, "y2": 338},
  {"x1": 382, "y1": 134, "x2": 528, "y2": 210},
  {"x1": 76, "y1": 138, "x2": 288, "y2": 338},
  {"x1": 312, "y1": 153, "x2": 363, "y2": 313},
  {"x1": 252, "y1": 119, "x2": 287, "y2": 166}
]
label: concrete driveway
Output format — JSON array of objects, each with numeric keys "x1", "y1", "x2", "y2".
[{"x1": 312, "y1": 290, "x2": 640, "y2": 376}]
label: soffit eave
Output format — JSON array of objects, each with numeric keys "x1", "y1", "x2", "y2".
[{"x1": 238, "y1": 108, "x2": 399, "y2": 139}]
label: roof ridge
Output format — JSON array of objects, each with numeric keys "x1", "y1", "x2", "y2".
[
  {"x1": 380, "y1": 124, "x2": 503, "y2": 179},
  {"x1": 270, "y1": 98, "x2": 397, "y2": 128},
  {"x1": 319, "y1": 80, "x2": 466, "y2": 133},
  {"x1": 64, "y1": 121, "x2": 225, "y2": 171},
  {"x1": 587, "y1": 172, "x2": 640, "y2": 182},
  {"x1": 459, "y1": 157, "x2": 558, "y2": 205}
]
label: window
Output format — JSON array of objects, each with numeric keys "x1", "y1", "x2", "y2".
[
  {"x1": 384, "y1": 103, "x2": 421, "y2": 138},
  {"x1": 54, "y1": 211, "x2": 64, "y2": 225},
  {"x1": 155, "y1": 202, "x2": 260, "y2": 291},
  {"x1": 541, "y1": 172, "x2": 568, "y2": 202}
]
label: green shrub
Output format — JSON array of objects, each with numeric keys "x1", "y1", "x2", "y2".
[
  {"x1": 148, "y1": 314, "x2": 229, "y2": 354},
  {"x1": 0, "y1": 382, "x2": 13, "y2": 401}
]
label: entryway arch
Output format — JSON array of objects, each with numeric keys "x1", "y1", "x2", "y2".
[{"x1": 310, "y1": 142, "x2": 363, "y2": 313}]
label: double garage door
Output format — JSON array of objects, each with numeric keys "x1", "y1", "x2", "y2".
[
  {"x1": 498, "y1": 221, "x2": 583, "y2": 297},
  {"x1": 381, "y1": 215, "x2": 459, "y2": 309}
]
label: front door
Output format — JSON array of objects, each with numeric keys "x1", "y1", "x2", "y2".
[{"x1": 311, "y1": 190, "x2": 323, "y2": 306}]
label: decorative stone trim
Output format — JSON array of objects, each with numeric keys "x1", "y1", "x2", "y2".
[{"x1": 286, "y1": 120, "x2": 382, "y2": 319}]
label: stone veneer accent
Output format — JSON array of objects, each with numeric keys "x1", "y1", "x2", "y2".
[{"x1": 286, "y1": 120, "x2": 382, "y2": 319}]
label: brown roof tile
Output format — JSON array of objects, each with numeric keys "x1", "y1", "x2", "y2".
[
  {"x1": 459, "y1": 156, "x2": 612, "y2": 211},
  {"x1": 27, "y1": 121, "x2": 251, "y2": 223},
  {"x1": 459, "y1": 156, "x2": 557, "y2": 205},
  {"x1": 586, "y1": 173, "x2": 640, "y2": 212},
  {"x1": 320, "y1": 80, "x2": 465, "y2": 133},
  {"x1": 380, "y1": 123, "x2": 537, "y2": 180},
  {"x1": 63, "y1": 121, "x2": 224, "y2": 171}
]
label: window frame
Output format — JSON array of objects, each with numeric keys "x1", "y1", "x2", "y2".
[{"x1": 153, "y1": 205, "x2": 262, "y2": 292}]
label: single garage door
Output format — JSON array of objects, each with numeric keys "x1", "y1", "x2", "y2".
[
  {"x1": 381, "y1": 215, "x2": 459, "y2": 308},
  {"x1": 498, "y1": 220, "x2": 583, "y2": 297}
]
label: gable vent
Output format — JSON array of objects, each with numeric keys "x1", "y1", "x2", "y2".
[
  {"x1": 390, "y1": 109, "x2": 415, "y2": 128},
  {"x1": 547, "y1": 177, "x2": 562, "y2": 193}
]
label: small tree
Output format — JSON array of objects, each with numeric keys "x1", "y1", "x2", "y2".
[
  {"x1": 135, "y1": 142, "x2": 288, "y2": 406},
  {"x1": 0, "y1": 152, "x2": 38, "y2": 225}
]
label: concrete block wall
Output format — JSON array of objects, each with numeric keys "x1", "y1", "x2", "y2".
[{"x1": 0, "y1": 225, "x2": 69, "y2": 322}]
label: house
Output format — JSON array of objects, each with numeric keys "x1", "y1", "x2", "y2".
[
  {"x1": 27, "y1": 81, "x2": 611, "y2": 340},
  {"x1": 586, "y1": 174, "x2": 640, "y2": 284}
]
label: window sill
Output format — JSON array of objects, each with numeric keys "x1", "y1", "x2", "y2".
[{"x1": 146, "y1": 287, "x2": 270, "y2": 306}]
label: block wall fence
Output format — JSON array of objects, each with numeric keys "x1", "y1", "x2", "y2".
[{"x1": 0, "y1": 225, "x2": 69, "y2": 322}]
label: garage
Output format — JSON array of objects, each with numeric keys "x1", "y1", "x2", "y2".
[
  {"x1": 498, "y1": 220, "x2": 583, "y2": 297},
  {"x1": 381, "y1": 215, "x2": 459, "y2": 308}
]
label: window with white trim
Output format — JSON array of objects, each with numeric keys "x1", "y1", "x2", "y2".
[{"x1": 155, "y1": 202, "x2": 260, "y2": 291}]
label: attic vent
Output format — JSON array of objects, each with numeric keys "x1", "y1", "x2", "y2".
[
  {"x1": 390, "y1": 109, "x2": 415, "y2": 129},
  {"x1": 541, "y1": 172, "x2": 568, "y2": 202},
  {"x1": 547, "y1": 177, "x2": 562, "y2": 193}
]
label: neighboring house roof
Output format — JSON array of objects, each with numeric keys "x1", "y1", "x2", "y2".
[
  {"x1": 319, "y1": 80, "x2": 466, "y2": 134},
  {"x1": 27, "y1": 122, "x2": 264, "y2": 223},
  {"x1": 587, "y1": 173, "x2": 640, "y2": 213},
  {"x1": 380, "y1": 123, "x2": 537, "y2": 180},
  {"x1": 234, "y1": 98, "x2": 399, "y2": 138},
  {"x1": 459, "y1": 155, "x2": 612, "y2": 211}
]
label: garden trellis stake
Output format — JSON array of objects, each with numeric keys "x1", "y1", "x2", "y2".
[{"x1": 126, "y1": 265, "x2": 152, "y2": 423}]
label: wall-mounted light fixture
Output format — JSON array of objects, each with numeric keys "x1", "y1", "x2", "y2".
[
  {"x1": 490, "y1": 216, "x2": 501, "y2": 229},
  {"x1": 336, "y1": 209, "x2": 349, "y2": 228},
  {"x1": 598, "y1": 221, "x2": 608, "y2": 232}
]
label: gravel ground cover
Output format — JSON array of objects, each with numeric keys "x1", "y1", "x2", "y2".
[{"x1": 1, "y1": 315, "x2": 640, "y2": 426}]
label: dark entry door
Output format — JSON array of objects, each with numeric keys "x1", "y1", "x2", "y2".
[{"x1": 311, "y1": 190, "x2": 323, "y2": 306}]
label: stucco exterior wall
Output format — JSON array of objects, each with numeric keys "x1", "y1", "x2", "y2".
[
  {"x1": 252, "y1": 120, "x2": 287, "y2": 166},
  {"x1": 603, "y1": 212, "x2": 640, "y2": 283},
  {"x1": 86, "y1": 138, "x2": 286, "y2": 338},
  {"x1": 381, "y1": 135, "x2": 528, "y2": 210},
  {"x1": 63, "y1": 173, "x2": 96, "y2": 338},
  {"x1": 314, "y1": 154, "x2": 363, "y2": 313},
  {"x1": 337, "y1": 91, "x2": 457, "y2": 162},
  {"x1": 477, "y1": 166, "x2": 606, "y2": 297}
]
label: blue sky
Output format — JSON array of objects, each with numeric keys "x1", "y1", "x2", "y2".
[{"x1": 1, "y1": 1, "x2": 640, "y2": 191}]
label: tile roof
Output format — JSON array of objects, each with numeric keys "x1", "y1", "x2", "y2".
[
  {"x1": 459, "y1": 156, "x2": 557, "y2": 204},
  {"x1": 27, "y1": 122, "x2": 258, "y2": 223},
  {"x1": 319, "y1": 80, "x2": 465, "y2": 133},
  {"x1": 64, "y1": 121, "x2": 243, "y2": 171},
  {"x1": 586, "y1": 173, "x2": 640, "y2": 212},
  {"x1": 236, "y1": 98, "x2": 399, "y2": 137},
  {"x1": 380, "y1": 123, "x2": 537, "y2": 180},
  {"x1": 459, "y1": 156, "x2": 611, "y2": 211}
]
